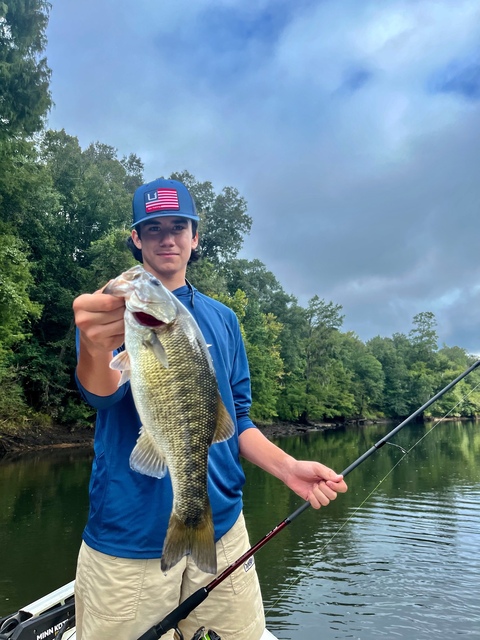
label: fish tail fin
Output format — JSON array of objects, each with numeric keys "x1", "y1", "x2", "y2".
[{"x1": 161, "y1": 506, "x2": 217, "y2": 575}]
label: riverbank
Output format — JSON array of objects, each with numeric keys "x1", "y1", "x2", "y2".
[
  {"x1": 0, "y1": 420, "x2": 348, "y2": 457},
  {"x1": 256, "y1": 420, "x2": 347, "y2": 439},
  {"x1": 0, "y1": 423, "x2": 95, "y2": 456},
  {"x1": 0, "y1": 415, "x2": 466, "y2": 457}
]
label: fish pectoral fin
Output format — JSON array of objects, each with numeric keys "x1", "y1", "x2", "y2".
[
  {"x1": 161, "y1": 506, "x2": 217, "y2": 574},
  {"x1": 212, "y1": 392, "x2": 236, "y2": 443},
  {"x1": 117, "y1": 369, "x2": 131, "y2": 385},
  {"x1": 143, "y1": 332, "x2": 169, "y2": 368},
  {"x1": 110, "y1": 350, "x2": 131, "y2": 370},
  {"x1": 109, "y1": 350, "x2": 131, "y2": 386},
  {"x1": 129, "y1": 426, "x2": 168, "y2": 479}
]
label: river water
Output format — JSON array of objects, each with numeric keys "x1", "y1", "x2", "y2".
[{"x1": 1, "y1": 421, "x2": 479, "y2": 639}]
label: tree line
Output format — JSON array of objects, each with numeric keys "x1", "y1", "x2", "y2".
[{"x1": 1, "y1": 1, "x2": 480, "y2": 434}]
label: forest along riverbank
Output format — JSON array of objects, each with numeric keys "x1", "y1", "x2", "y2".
[
  {"x1": 0, "y1": 420, "x2": 354, "y2": 457},
  {"x1": 0, "y1": 423, "x2": 95, "y2": 457}
]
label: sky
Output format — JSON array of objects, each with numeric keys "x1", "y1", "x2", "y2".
[{"x1": 45, "y1": 0, "x2": 480, "y2": 353}]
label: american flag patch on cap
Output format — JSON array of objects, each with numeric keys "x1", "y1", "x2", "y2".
[{"x1": 144, "y1": 188, "x2": 180, "y2": 214}]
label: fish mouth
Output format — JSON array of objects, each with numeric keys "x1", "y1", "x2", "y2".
[{"x1": 133, "y1": 311, "x2": 165, "y2": 328}]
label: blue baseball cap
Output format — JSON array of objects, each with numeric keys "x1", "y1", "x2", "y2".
[{"x1": 131, "y1": 178, "x2": 200, "y2": 228}]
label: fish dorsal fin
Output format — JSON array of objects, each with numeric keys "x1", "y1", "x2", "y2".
[
  {"x1": 212, "y1": 392, "x2": 236, "y2": 443},
  {"x1": 130, "y1": 426, "x2": 168, "y2": 479},
  {"x1": 109, "y1": 350, "x2": 131, "y2": 386},
  {"x1": 143, "y1": 332, "x2": 169, "y2": 368}
]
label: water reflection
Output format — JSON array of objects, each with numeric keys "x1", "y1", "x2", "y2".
[
  {"x1": 0, "y1": 447, "x2": 92, "y2": 611},
  {"x1": 244, "y1": 421, "x2": 480, "y2": 639},
  {"x1": 1, "y1": 422, "x2": 479, "y2": 639}
]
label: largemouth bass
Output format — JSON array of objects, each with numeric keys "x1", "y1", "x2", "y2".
[{"x1": 104, "y1": 265, "x2": 235, "y2": 574}]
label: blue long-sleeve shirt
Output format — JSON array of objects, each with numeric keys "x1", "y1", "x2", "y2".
[{"x1": 76, "y1": 284, "x2": 256, "y2": 558}]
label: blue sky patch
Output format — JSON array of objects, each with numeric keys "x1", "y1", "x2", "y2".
[
  {"x1": 341, "y1": 67, "x2": 374, "y2": 94},
  {"x1": 152, "y1": 2, "x2": 316, "y2": 91},
  {"x1": 431, "y1": 58, "x2": 480, "y2": 100}
]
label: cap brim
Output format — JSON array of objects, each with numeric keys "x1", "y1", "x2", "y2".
[{"x1": 131, "y1": 212, "x2": 200, "y2": 228}]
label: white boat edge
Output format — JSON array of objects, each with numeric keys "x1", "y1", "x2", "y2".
[
  {"x1": 7, "y1": 580, "x2": 279, "y2": 640},
  {"x1": 63, "y1": 628, "x2": 278, "y2": 639},
  {"x1": 64, "y1": 631, "x2": 278, "y2": 640}
]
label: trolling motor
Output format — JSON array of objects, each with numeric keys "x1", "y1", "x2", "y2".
[{"x1": 0, "y1": 582, "x2": 75, "y2": 640}]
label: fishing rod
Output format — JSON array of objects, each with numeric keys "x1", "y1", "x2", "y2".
[{"x1": 138, "y1": 358, "x2": 480, "y2": 640}]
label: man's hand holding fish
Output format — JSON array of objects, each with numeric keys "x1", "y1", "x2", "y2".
[{"x1": 73, "y1": 289, "x2": 126, "y2": 396}]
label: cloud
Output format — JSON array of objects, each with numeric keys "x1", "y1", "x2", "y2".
[{"x1": 46, "y1": 0, "x2": 480, "y2": 352}]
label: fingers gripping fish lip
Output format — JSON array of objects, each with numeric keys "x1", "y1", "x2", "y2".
[{"x1": 104, "y1": 265, "x2": 177, "y2": 324}]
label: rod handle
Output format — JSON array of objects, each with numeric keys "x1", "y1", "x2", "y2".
[{"x1": 137, "y1": 588, "x2": 208, "y2": 640}]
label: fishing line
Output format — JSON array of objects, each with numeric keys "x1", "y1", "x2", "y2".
[{"x1": 264, "y1": 379, "x2": 480, "y2": 616}]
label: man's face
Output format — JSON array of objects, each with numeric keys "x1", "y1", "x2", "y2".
[{"x1": 131, "y1": 216, "x2": 198, "y2": 284}]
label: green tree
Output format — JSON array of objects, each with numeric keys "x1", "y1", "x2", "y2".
[
  {"x1": 405, "y1": 312, "x2": 439, "y2": 415},
  {"x1": 170, "y1": 170, "x2": 252, "y2": 264},
  {"x1": 121, "y1": 153, "x2": 144, "y2": 193},
  {"x1": 220, "y1": 257, "x2": 308, "y2": 421},
  {"x1": 428, "y1": 347, "x2": 480, "y2": 418},
  {"x1": 339, "y1": 332, "x2": 384, "y2": 417},
  {"x1": 10, "y1": 132, "x2": 138, "y2": 420},
  {"x1": 367, "y1": 335, "x2": 410, "y2": 416},
  {"x1": 274, "y1": 302, "x2": 309, "y2": 422},
  {"x1": 222, "y1": 259, "x2": 286, "y2": 306},
  {"x1": 244, "y1": 306, "x2": 284, "y2": 422},
  {"x1": 298, "y1": 296, "x2": 354, "y2": 422},
  {"x1": 84, "y1": 228, "x2": 138, "y2": 291},
  {"x1": 214, "y1": 290, "x2": 284, "y2": 422},
  {"x1": 0, "y1": 223, "x2": 41, "y2": 348},
  {"x1": 408, "y1": 311, "x2": 438, "y2": 364},
  {"x1": 0, "y1": 0, "x2": 52, "y2": 139},
  {"x1": 0, "y1": 223, "x2": 42, "y2": 421},
  {"x1": 187, "y1": 258, "x2": 228, "y2": 298},
  {"x1": 407, "y1": 361, "x2": 436, "y2": 414}
]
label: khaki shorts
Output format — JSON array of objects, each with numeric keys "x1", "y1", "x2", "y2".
[{"x1": 75, "y1": 513, "x2": 265, "y2": 640}]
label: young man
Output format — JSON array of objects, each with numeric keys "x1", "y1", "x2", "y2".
[{"x1": 72, "y1": 178, "x2": 347, "y2": 640}]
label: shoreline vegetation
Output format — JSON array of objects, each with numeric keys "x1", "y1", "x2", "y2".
[
  {"x1": 1, "y1": 416, "x2": 472, "y2": 458},
  {"x1": 0, "y1": 420, "x2": 351, "y2": 457}
]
